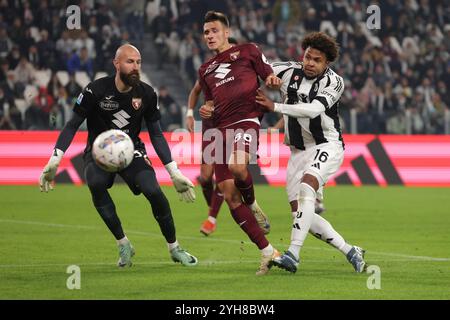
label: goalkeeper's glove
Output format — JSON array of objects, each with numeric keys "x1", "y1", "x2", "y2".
[
  {"x1": 165, "y1": 161, "x2": 195, "y2": 203},
  {"x1": 39, "y1": 148, "x2": 64, "y2": 192}
]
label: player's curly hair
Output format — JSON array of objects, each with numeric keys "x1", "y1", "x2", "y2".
[
  {"x1": 204, "y1": 11, "x2": 229, "y2": 28},
  {"x1": 302, "y1": 32, "x2": 340, "y2": 62}
]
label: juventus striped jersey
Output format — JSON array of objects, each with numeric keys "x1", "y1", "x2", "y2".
[{"x1": 271, "y1": 61, "x2": 344, "y2": 150}]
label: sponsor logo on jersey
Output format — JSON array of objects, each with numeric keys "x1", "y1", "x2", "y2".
[
  {"x1": 215, "y1": 76, "x2": 235, "y2": 87},
  {"x1": 112, "y1": 110, "x2": 131, "y2": 128},
  {"x1": 230, "y1": 51, "x2": 240, "y2": 61},
  {"x1": 132, "y1": 98, "x2": 142, "y2": 110},
  {"x1": 100, "y1": 99, "x2": 119, "y2": 111},
  {"x1": 214, "y1": 63, "x2": 232, "y2": 79}
]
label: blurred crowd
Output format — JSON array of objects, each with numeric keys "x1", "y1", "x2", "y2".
[
  {"x1": 149, "y1": 0, "x2": 449, "y2": 134},
  {"x1": 0, "y1": 0, "x2": 449, "y2": 134},
  {"x1": 0, "y1": 0, "x2": 146, "y2": 130}
]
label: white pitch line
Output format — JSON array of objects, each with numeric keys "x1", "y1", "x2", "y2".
[
  {"x1": 1, "y1": 218, "x2": 449, "y2": 262},
  {"x1": 0, "y1": 259, "x2": 437, "y2": 269}
]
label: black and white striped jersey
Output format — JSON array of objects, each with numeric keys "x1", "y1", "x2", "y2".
[{"x1": 271, "y1": 61, "x2": 344, "y2": 150}]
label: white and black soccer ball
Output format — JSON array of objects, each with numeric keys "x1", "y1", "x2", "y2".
[{"x1": 92, "y1": 129, "x2": 135, "y2": 172}]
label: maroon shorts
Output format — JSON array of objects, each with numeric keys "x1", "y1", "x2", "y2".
[{"x1": 213, "y1": 121, "x2": 260, "y2": 183}]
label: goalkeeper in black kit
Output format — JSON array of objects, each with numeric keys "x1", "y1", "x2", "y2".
[{"x1": 39, "y1": 44, "x2": 198, "y2": 267}]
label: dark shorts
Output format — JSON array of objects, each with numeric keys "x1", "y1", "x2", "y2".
[
  {"x1": 84, "y1": 149, "x2": 155, "y2": 195},
  {"x1": 213, "y1": 121, "x2": 260, "y2": 183}
]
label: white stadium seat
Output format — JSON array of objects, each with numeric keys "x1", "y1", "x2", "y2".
[
  {"x1": 34, "y1": 69, "x2": 52, "y2": 87},
  {"x1": 23, "y1": 85, "x2": 38, "y2": 104},
  {"x1": 14, "y1": 99, "x2": 30, "y2": 122},
  {"x1": 56, "y1": 71, "x2": 69, "y2": 87},
  {"x1": 94, "y1": 71, "x2": 108, "y2": 80},
  {"x1": 75, "y1": 71, "x2": 91, "y2": 88}
]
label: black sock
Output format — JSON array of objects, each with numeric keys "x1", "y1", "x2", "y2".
[
  {"x1": 146, "y1": 191, "x2": 176, "y2": 244},
  {"x1": 95, "y1": 203, "x2": 125, "y2": 240}
]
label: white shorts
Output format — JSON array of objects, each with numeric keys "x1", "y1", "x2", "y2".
[{"x1": 286, "y1": 142, "x2": 344, "y2": 202}]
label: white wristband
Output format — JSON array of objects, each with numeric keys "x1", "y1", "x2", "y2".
[
  {"x1": 49, "y1": 148, "x2": 64, "y2": 166},
  {"x1": 165, "y1": 161, "x2": 180, "y2": 177},
  {"x1": 186, "y1": 109, "x2": 194, "y2": 117}
]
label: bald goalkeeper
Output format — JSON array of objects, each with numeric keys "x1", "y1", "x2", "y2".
[{"x1": 39, "y1": 44, "x2": 199, "y2": 268}]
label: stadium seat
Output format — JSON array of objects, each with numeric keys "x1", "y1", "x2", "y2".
[
  {"x1": 75, "y1": 71, "x2": 91, "y2": 88},
  {"x1": 29, "y1": 26, "x2": 41, "y2": 43},
  {"x1": 14, "y1": 99, "x2": 30, "y2": 122},
  {"x1": 94, "y1": 71, "x2": 108, "y2": 80},
  {"x1": 56, "y1": 71, "x2": 69, "y2": 87},
  {"x1": 140, "y1": 72, "x2": 152, "y2": 86},
  {"x1": 34, "y1": 69, "x2": 52, "y2": 87},
  {"x1": 24, "y1": 85, "x2": 38, "y2": 104}
]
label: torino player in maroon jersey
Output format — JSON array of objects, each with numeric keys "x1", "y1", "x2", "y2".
[{"x1": 198, "y1": 11, "x2": 282, "y2": 275}]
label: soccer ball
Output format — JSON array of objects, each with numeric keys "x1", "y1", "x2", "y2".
[{"x1": 92, "y1": 129, "x2": 135, "y2": 172}]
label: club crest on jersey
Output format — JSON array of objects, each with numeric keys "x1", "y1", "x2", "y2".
[
  {"x1": 132, "y1": 98, "x2": 142, "y2": 110},
  {"x1": 230, "y1": 51, "x2": 240, "y2": 61}
]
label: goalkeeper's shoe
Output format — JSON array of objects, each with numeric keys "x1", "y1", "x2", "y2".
[
  {"x1": 346, "y1": 246, "x2": 367, "y2": 273},
  {"x1": 256, "y1": 248, "x2": 280, "y2": 276},
  {"x1": 270, "y1": 250, "x2": 299, "y2": 274},
  {"x1": 117, "y1": 241, "x2": 135, "y2": 268},
  {"x1": 170, "y1": 246, "x2": 198, "y2": 266},
  {"x1": 200, "y1": 219, "x2": 216, "y2": 236},
  {"x1": 250, "y1": 201, "x2": 270, "y2": 235}
]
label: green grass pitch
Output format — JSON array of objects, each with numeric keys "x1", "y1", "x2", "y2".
[{"x1": 0, "y1": 185, "x2": 449, "y2": 299}]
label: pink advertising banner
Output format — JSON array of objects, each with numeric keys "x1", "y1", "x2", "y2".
[{"x1": 0, "y1": 131, "x2": 449, "y2": 187}]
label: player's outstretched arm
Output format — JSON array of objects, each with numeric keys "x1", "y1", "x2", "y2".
[
  {"x1": 256, "y1": 89, "x2": 325, "y2": 119},
  {"x1": 146, "y1": 119, "x2": 196, "y2": 203},
  {"x1": 39, "y1": 112, "x2": 85, "y2": 192}
]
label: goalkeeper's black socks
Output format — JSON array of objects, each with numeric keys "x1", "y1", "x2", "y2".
[
  {"x1": 95, "y1": 203, "x2": 125, "y2": 240},
  {"x1": 145, "y1": 190, "x2": 177, "y2": 244}
]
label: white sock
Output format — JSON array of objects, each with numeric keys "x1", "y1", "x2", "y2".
[
  {"x1": 207, "y1": 216, "x2": 216, "y2": 224},
  {"x1": 288, "y1": 183, "x2": 316, "y2": 260},
  {"x1": 261, "y1": 244, "x2": 274, "y2": 256},
  {"x1": 117, "y1": 236, "x2": 129, "y2": 245},
  {"x1": 167, "y1": 240, "x2": 179, "y2": 251},
  {"x1": 249, "y1": 200, "x2": 258, "y2": 211},
  {"x1": 309, "y1": 214, "x2": 352, "y2": 255}
]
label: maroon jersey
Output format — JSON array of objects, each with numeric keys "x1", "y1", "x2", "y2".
[{"x1": 198, "y1": 43, "x2": 273, "y2": 128}]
